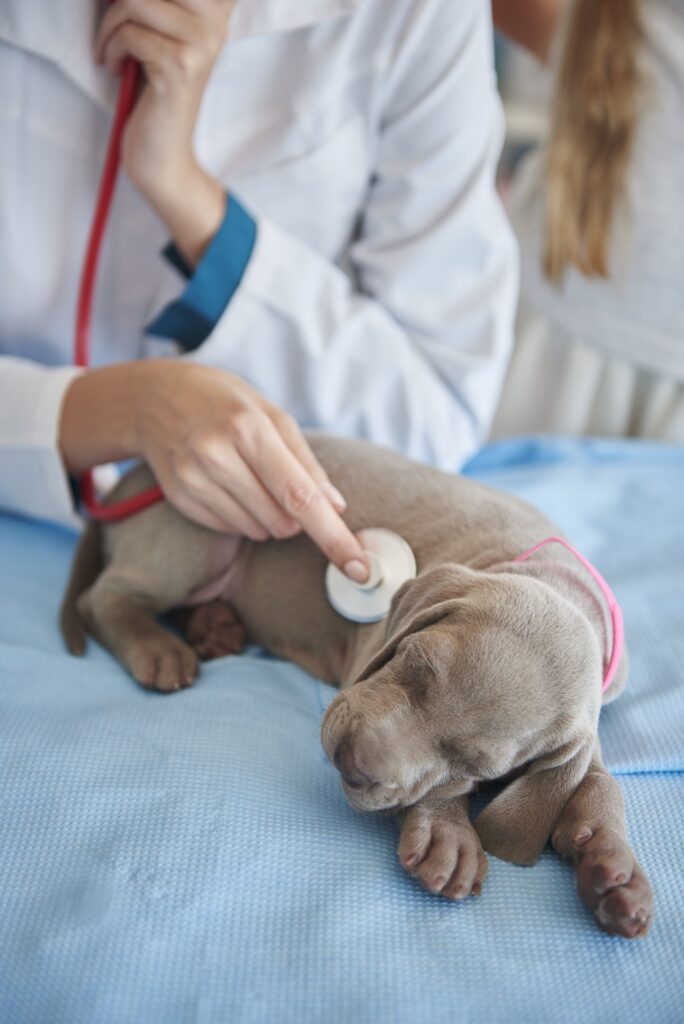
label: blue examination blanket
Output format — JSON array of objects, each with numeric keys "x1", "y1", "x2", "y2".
[{"x1": 1, "y1": 438, "x2": 683, "y2": 1024}]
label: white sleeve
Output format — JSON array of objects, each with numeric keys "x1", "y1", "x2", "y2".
[
  {"x1": 0, "y1": 357, "x2": 82, "y2": 527},
  {"x1": 189, "y1": 0, "x2": 518, "y2": 470}
]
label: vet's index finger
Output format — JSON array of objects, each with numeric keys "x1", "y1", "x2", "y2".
[
  {"x1": 296, "y1": 485, "x2": 369, "y2": 582},
  {"x1": 269, "y1": 408, "x2": 348, "y2": 512},
  {"x1": 239, "y1": 422, "x2": 368, "y2": 581}
]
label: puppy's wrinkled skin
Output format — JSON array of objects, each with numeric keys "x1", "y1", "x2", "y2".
[{"x1": 61, "y1": 435, "x2": 652, "y2": 937}]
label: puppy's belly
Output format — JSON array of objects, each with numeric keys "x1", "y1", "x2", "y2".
[
  {"x1": 231, "y1": 534, "x2": 358, "y2": 684},
  {"x1": 177, "y1": 535, "x2": 246, "y2": 608}
]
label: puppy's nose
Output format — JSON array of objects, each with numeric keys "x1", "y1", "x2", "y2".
[{"x1": 334, "y1": 739, "x2": 375, "y2": 789}]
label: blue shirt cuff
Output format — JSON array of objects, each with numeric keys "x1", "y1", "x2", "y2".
[{"x1": 146, "y1": 193, "x2": 257, "y2": 352}]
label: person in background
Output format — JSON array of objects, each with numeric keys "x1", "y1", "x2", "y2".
[
  {"x1": 0, "y1": 0, "x2": 517, "y2": 582},
  {"x1": 492, "y1": 0, "x2": 684, "y2": 440}
]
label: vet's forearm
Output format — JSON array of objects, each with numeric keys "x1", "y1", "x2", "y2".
[
  {"x1": 491, "y1": 0, "x2": 566, "y2": 62},
  {"x1": 142, "y1": 163, "x2": 227, "y2": 270}
]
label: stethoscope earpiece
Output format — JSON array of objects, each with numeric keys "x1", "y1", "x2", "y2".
[{"x1": 325, "y1": 528, "x2": 417, "y2": 623}]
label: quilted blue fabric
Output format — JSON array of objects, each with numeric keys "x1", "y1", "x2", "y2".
[{"x1": 1, "y1": 438, "x2": 683, "y2": 1024}]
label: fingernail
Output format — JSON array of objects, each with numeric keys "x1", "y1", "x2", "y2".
[
  {"x1": 344, "y1": 559, "x2": 368, "y2": 584},
  {"x1": 321, "y1": 481, "x2": 347, "y2": 511},
  {"x1": 574, "y1": 829, "x2": 593, "y2": 846}
]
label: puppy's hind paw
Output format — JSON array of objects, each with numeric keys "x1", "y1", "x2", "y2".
[{"x1": 183, "y1": 601, "x2": 246, "y2": 661}]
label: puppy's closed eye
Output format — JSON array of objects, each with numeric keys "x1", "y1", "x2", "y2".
[
  {"x1": 438, "y1": 738, "x2": 519, "y2": 782},
  {"x1": 438, "y1": 739, "x2": 490, "y2": 779}
]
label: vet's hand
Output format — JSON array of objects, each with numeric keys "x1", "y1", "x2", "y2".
[
  {"x1": 96, "y1": 0, "x2": 230, "y2": 201},
  {"x1": 133, "y1": 361, "x2": 370, "y2": 581},
  {"x1": 95, "y1": 0, "x2": 232, "y2": 266}
]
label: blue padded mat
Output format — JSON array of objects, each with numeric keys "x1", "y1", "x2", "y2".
[{"x1": 1, "y1": 438, "x2": 683, "y2": 1024}]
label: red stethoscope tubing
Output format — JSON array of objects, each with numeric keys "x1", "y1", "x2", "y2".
[{"x1": 75, "y1": 56, "x2": 164, "y2": 522}]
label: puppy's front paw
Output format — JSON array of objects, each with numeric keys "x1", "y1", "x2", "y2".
[
  {"x1": 560, "y1": 826, "x2": 653, "y2": 939},
  {"x1": 398, "y1": 805, "x2": 488, "y2": 901}
]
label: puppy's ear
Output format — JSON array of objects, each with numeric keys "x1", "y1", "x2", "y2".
[
  {"x1": 355, "y1": 565, "x2": 474, "y2": 682},
  {"x1": 474, "y1": 733, "x2": 594, "y2": 865},
  {"x1": 355, "y1": 601, "x2": 456, "y2": 682}
]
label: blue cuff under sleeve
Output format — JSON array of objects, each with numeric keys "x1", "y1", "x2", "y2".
[{"x1": 146, "y1": 193, "x2": 257, "y2": 352}]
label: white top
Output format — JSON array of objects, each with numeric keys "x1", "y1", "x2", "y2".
[
  {"x1": 511, "y1": 0, "x2": 684, "y2": 383},
  {"x1": 0, "y1": 0, "x2": 517, "y2": 528}
]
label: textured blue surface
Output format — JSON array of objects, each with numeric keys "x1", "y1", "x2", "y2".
[{"x1": 1, "y1": 437, "x2": 683, "y2": 1023}]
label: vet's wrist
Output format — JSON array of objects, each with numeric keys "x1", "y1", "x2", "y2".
[
  {"x1": 59, "y1": 363, "x2": 144, "y2": 474},
  {"x1": 141, "y1": 162, "x2": 227, "y2": 269},
  {"x1": 128, "y1": 358, "x2": 176, "y2": 463}
]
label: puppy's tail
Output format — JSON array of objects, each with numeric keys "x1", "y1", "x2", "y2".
[{"x1": 59, "y1": 521, "x2": 102, "y2": 656}]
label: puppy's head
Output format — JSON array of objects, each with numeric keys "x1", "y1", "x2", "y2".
[{"x1": 320, "y1": 565, "x2": 603, "y2": 864}]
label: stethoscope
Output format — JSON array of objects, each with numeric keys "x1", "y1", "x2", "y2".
[
  {"x1": 74, "y1": 55, "x2": 164, "y2": 523},
  {"x1": 325, "y1": 528, "x2": 417, "y2": 623}
]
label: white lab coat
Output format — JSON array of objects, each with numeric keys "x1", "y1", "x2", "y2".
[{"x1": 0, "y1": 0, "x2": 518, "y2": 528}]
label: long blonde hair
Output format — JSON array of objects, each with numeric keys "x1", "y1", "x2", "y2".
[{"x1": 544, "y1": 0, "x2": 644, "y2": 281}]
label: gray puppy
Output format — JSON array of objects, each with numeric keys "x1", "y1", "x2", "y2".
[{"x1": 61, "y1": 435, "x2": 653, "y2": 938}]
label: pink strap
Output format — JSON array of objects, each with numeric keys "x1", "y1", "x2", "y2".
[{"x1": 514, "y1": 536, "x2": 624, "y2": 693}]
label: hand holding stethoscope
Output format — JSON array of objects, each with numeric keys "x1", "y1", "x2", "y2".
[
  {"x1": 59, "y1": 0, "x2": 370, "y2": 584},
  {"x1": 95, "y1": 0, "x2": 232, "y2": 265}
]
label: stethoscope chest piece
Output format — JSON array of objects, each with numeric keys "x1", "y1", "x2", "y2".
[{"x1": 325, "y1": 528, "x2": 417, "y2": 624}]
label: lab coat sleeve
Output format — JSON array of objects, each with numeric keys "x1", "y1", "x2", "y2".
[
  {"x1": 0, "y1": 356, "x2": 82, "y2": 527},
  {"x1": 185, "y1": 0, "x2": 518, "y2": 470},
  {"x1": 147, "y1": 193, "x2": 257, "y2": 352}
]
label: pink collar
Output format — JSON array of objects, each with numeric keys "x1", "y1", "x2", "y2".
[{"x1": 514, "y1": 537, "x2": 624, "y2": 693}]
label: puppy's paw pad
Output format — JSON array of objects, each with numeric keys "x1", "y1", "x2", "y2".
[
  {"x1": 596, "y1": 889, "x2": 651, "y2": 939},
  {"x1": 185, "y1": 602, "x2": 245, "y2": 660},
  {"x1": 573, "y1": 829, "x2": 653, "y2": 938},
  {"x1": 193, "y1": 626, "x2": 245, "y2": 661}
]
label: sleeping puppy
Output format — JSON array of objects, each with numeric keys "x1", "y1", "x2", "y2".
[{"x1": 60, "y1": 435, "x2": 653, "y2": 939}]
